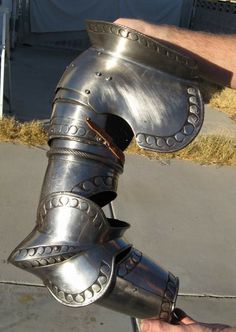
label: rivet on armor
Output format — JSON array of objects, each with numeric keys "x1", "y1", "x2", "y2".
[
  {"x1": 111, "y1": 25, "x2": 119, "y2": 35},
  {"x1": 20, "y1": 249, "x2": 28, "y2": 257},
  {"x1": 105, "y1": 177, "x2": 113, "y2": 186},
  {"x1": 188, "y1": 115, "x2": 199, "y2": 125},
  {"x1": 97, "y1": 51, "x2": 102, "y2": 56},
  {"x1": 98, "y1": 275, "x2": 107, "y2": 285},
  {"x1": 58, "y1": 291, "x2": 65, "y2": 300},
  {"x1": 105, "y1": 76, "x2": 112, "y2": 81},
  {"x1": 66, "y1": 294, "x2": 74, "y2": 302},
  {"x1": 166, "y1": 137, "x2": 175, "y2": 147},
  {"x1": 45, "y1": 246, "x2": 52, "y2": 254},
  {"x1": 174, "y1": 132, "x2": 185, "y2": 142},
  {"x1": 68, "y1": 125, "x2": 78, "y2": 135},
  {"x1": 161, "y1": 302, "x2": 171, "y2": 312},
  {"x1": 53, "y1": 246, "x2": 60, "y2": 252},
  {"x1": 55, "y1": 256, "x2": 62, "y2": 262},
  {"x1": 62, "y1": 125, "x2": 69, "y2": 134},
  {"x1": 79, "y1": 201, "x2": 89, "y2": 211},
  {"x1": 92, "y1": 283, "x2": 101, "y2": 293},
  {"x1": 85, "y1": 89, "x2": 91, "y2": 94},
  {"x1": 28, "y1": 248, "x2": 36, "y2": 256},
  {"x1": 82, "y1": 181, "x2": 93, "y2": 191},
  {"x1": 94, "y1": 176, "x2": 103, "y2": 186},
  {"x1": 156, "y1": 137, "x2": 165, "y2": 147},
  {"x1": 59, "y1": 196, "x2": 69, "y2": 206},
  {"x1": 139, "y1": 36, "x2": 148, "y2": 47},
  {"x1": 119, "y1": 29, "x2": 129, "y2": 38},
  {"x1": 136, "y1": 133, "x2": 145, "y2": 144},
  {"x1": 70, "y1": 198, "x2": 79, "y2": 208},
  {"x1": 48, "y1": 257, "x2": 56, "y2": 264},
  {"x1": 52, "y1": 197, "x2": 59, "y2": 208},
  {"x1": 77, "y1": 127, "x2": 86, "y2": 136},
  {"x1": 189, "y1": 96, "x2": 197, "y2": 104},
  {"x1": 183, "y1": 124, "x2": 194, "y2": 136},
  {"x1": 189, "y1": 105, "x2": 199, "y2": 115},
  {"x1": 61, "y1": 245, "x2": 69, "y2": 252},
  {"x1": 187, "y1": 87, "x2": 196, "y2": 95},
  {"x1": 146, "y1": 135, "x2": 155, "y2": 145},
  {"x1": 39, "y1": 259, "x2": 48, "y2": 266},
  {"x1": 37, "y1": 247, "x2": 45, "y2": 255},
  {"x1": 129, "y1": 32, "x2": 138, "y2": 41},
  {"x1": 96, "y1": 72, "x2": 102, "y2": 76},
  {"x1": 84, "y1": 290, "x2": 93, "y2": 299},
  {"x1": 75, "y1": 294, "x2": 84, "y2": 303},
  {"x1": 32, "y1": 260, "x2": 40, "y2": 267}
]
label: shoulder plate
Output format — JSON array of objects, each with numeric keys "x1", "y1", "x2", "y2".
[{"x1": 55, "y1": 20, "x2": 204, "y2": 153}]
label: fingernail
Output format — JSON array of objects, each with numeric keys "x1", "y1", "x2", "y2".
[
  {"x1": 173, "y1": 308, "x2": 187, "y2": 321},
  {"x1": 140, "y1": 320, "x2": 150, "y2": 332}
]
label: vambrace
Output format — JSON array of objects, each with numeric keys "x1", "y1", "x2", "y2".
[{"x1": 9, "y1": 20, "x2": 204, "y2": 322}]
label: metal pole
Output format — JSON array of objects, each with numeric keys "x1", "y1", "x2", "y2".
[
  {"x1": 108, "y1": 203, "x2": 141, "y2": 332},
  {"x1": 0, "y1": 11, "x2": 6, "y2": 119},
  {"x1": 130, "y1": 317, "x2": 141, "y2": 332}
]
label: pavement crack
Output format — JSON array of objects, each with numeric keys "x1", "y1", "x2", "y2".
[{"x1": 179, "y1": 293, "x2": 236, "y2": 299}]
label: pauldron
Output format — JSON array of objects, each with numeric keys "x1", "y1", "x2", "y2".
[{"x1": 9, "y1": 20, "x2": 204, "y2": 321}]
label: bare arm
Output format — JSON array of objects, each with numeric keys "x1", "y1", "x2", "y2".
[{"x1": 115, "y1": 19, "x2": 236, "y2": 89}]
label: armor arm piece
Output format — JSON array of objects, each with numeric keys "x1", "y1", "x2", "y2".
[{"x1": 8, "y1": 20, "x2": 205, "y2": 322}]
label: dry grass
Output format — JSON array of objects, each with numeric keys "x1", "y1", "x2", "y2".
[
  {"x1": 199, "y1": 80, "x2": 236, "y2": 120},
  {"x1": 0, "y1": 117, "x2": 236, "y2": 166},
  {"x1": 0, "y1": 117, "x2": 48, "y2": 146},
  {"x1": 210, "y1": 88, "x2": 236, "y2": 119},
  {"x1": 126, "y1": 135, "x2": 236, "y2": 166}
]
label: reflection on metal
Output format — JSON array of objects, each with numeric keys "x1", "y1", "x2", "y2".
[
  {"x1": 0, "y1": 8, "x2": 12, "y2": 118},
  {"x1": 9, "y1": 20, "x2": 204, "y2": 321}
]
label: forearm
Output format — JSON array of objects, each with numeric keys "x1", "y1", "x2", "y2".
[{"x1": 115, "y1": 19, "x2": 236, "y2": 89}]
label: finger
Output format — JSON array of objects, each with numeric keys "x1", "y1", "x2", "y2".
[
  {"x1": 140, "y1": 319, "x2": 162, "y2": 332},
  {"x1": 141, "y1": 319, "x2": 178, "y2": 332}
]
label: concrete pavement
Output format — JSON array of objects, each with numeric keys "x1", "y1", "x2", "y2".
[{"x1": 112, "y1": 155, "x2": 236, "y2": 296}]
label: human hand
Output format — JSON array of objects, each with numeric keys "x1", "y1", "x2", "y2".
[{"x1": 140, "y1": 309, "x2": 231, "y2": 332}]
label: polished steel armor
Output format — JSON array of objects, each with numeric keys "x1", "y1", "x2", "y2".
[{"x1": 9, "y1": 20, "x2": 204, "y2": 322}]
